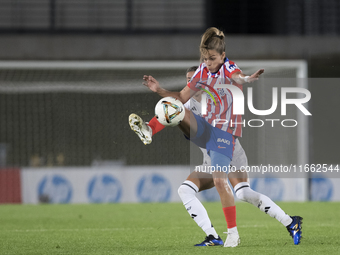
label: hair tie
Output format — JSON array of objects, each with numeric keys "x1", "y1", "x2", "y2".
[{"x1": 214, "y1": 35, "x2": 223, "y2": 40}]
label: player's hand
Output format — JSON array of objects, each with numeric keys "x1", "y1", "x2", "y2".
[
  {"x1": 143, "y1": 75, "x2": 160, "y2": 93},
  {"x1": 248, "y1": 69, "x2": 264, "y2": 82}
]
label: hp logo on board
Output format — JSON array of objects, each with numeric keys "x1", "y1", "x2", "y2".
[
  {"x1": 88, "y1": 174, "x2": 122, "y2": 203},
  {"x1": 311, "y1": 177, "x2": 333, "y2": 201},
  {"x1": 38, "y1": 175, "x2": 73, "y2": 203},
  {"x1": 137, "y1": 174, "x2": 171, "y2": 202}
]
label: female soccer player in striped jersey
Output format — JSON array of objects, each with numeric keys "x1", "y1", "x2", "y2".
[
  {"x1": 130, "y1": 27, "x2": 262, "y2": 247},
  {"x1": 129, "y1": 27, "x2": 301, "y2": 246},
  {"x1": 178, "y1": 67, "x2": 303, "y2": 246}
]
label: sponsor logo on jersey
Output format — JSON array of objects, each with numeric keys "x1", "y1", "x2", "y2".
[
  {"x1": 226, "y1": 63, "x2": 237, "y2": 73},
  {"x1": 217, "y1": 138, "x2": 230, "y2": 145}
]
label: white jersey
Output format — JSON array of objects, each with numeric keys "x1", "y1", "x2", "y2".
[
  {"x1": 184, "y1": 97, "x2": 201, "y2": 116},
  {"x1": 184, "y1": 98, "x2": 248, "y2": 172}
]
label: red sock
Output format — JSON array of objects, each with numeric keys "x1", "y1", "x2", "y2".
[
  {"x1": 148, "y1": 116, "x2": 165, "y2": 136},
  {"x1": 222, "y1": 206, "x2": 237, "y2": 229}
]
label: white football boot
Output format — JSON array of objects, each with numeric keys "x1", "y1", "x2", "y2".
[
  {"x1": 128, "y1": 114, "x2": 152, "y2": 145},
  {"x1": 223, "y1": 232, "x2": 240, "y2": 247}
]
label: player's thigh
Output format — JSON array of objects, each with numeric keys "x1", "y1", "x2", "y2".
[
  {"x1": 186, "y1": 171, "x2": 214, "y2": 191},
  {"x1": 178, "y1": 109, "x2": 197, "y2": 138},
  {"x1": 228, "y1": 139, "x2": 249, "y2": 188},
  {"x1": 212, "y1": 171, "x2": 231, "y2": 191}
]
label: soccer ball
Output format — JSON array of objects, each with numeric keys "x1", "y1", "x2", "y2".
[{"x1": 155, "y1": 97, "x2": 185, "y2": 127}]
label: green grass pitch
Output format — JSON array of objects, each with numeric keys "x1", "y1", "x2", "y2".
[{"x1": 0, "y1": 202, "x2": 339, "y2": 254}]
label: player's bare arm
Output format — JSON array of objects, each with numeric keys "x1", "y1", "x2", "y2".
[
  {"x1": 231, "y1": 69, "x2": 265, "y2": 84},
  {"x1": 143, "y1": 75, "x2": 193, "y2": 103}
]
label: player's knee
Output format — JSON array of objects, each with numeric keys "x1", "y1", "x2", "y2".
[
  {"x1": 213, "y1": 178, "x2": 222, "y2": 190},
  {"x1": 213, "y1": 178, "x2": 232, "y2": 193}
]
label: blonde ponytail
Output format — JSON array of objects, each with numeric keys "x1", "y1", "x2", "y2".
[{"x1": 200, "y1": 27, "x2": 225, "y2": 60}]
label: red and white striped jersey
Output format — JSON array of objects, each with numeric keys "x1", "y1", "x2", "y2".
[{"x1": 187, "y1": 58, "x2": 243, "y2": 137}]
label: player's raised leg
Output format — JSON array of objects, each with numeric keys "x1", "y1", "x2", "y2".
[{"x1": 129, "y1": 95, "x2": 195, "y2": 145}]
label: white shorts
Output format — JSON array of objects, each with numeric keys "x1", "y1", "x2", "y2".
[
  {"x1": 230, "y1": 139, "x2": 248, "y2": 170},
  {"x1": 195, "y1": 138, "x2": 248, "y2": 174}
]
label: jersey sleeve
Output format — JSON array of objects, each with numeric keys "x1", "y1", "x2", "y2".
[{"x1": 224, "y1": 60, "x2": 242, "y2": 78}]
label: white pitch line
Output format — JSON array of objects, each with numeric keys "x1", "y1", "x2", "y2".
[
  {"x1": 4, "y1": 227, "x2": 154, "y2": 232},
  {"x1": 5, "y1": 223, "x2": 337, "y2": 233}
]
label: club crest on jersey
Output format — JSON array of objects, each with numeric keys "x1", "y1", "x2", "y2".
[
  {"x1": 217, "y1": 88, "x2": 226, "y2": 97},
  {"x1": 217, "y1": 138, "x2": 230, "y2": 145}
]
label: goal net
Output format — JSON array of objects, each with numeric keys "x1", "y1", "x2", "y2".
[{"x1": 0, "y1": 61, "x2": 308, "y2": 168}]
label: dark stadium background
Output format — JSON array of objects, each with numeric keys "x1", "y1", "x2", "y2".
[{"x1": 0, "y1": 0, "x2": 339, "y2": 167}]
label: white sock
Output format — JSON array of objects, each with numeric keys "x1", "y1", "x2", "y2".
[
  {"x1": 227, "y1": 226, "x2": 238, "y2": 235},
  {"x1": 234, "y1": 182, "x2": 293, "y2": 227},
  {"x1": 178, "y1": 180, "x2": 219, "y2": 238}
]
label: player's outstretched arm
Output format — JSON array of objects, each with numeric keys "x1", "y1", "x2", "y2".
[
  {"x1": 248, "y1": 69, "x2": 265, "y2": 82},
  {"x1": 143, "y1": 75, "x2": 191, "y2": 103},
  {"x1": 143, "y1": 75, "x2": 162, "y2": 93},
  {"x1": 231, "y1": 69, "x2": 264, "y2": 84}
]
